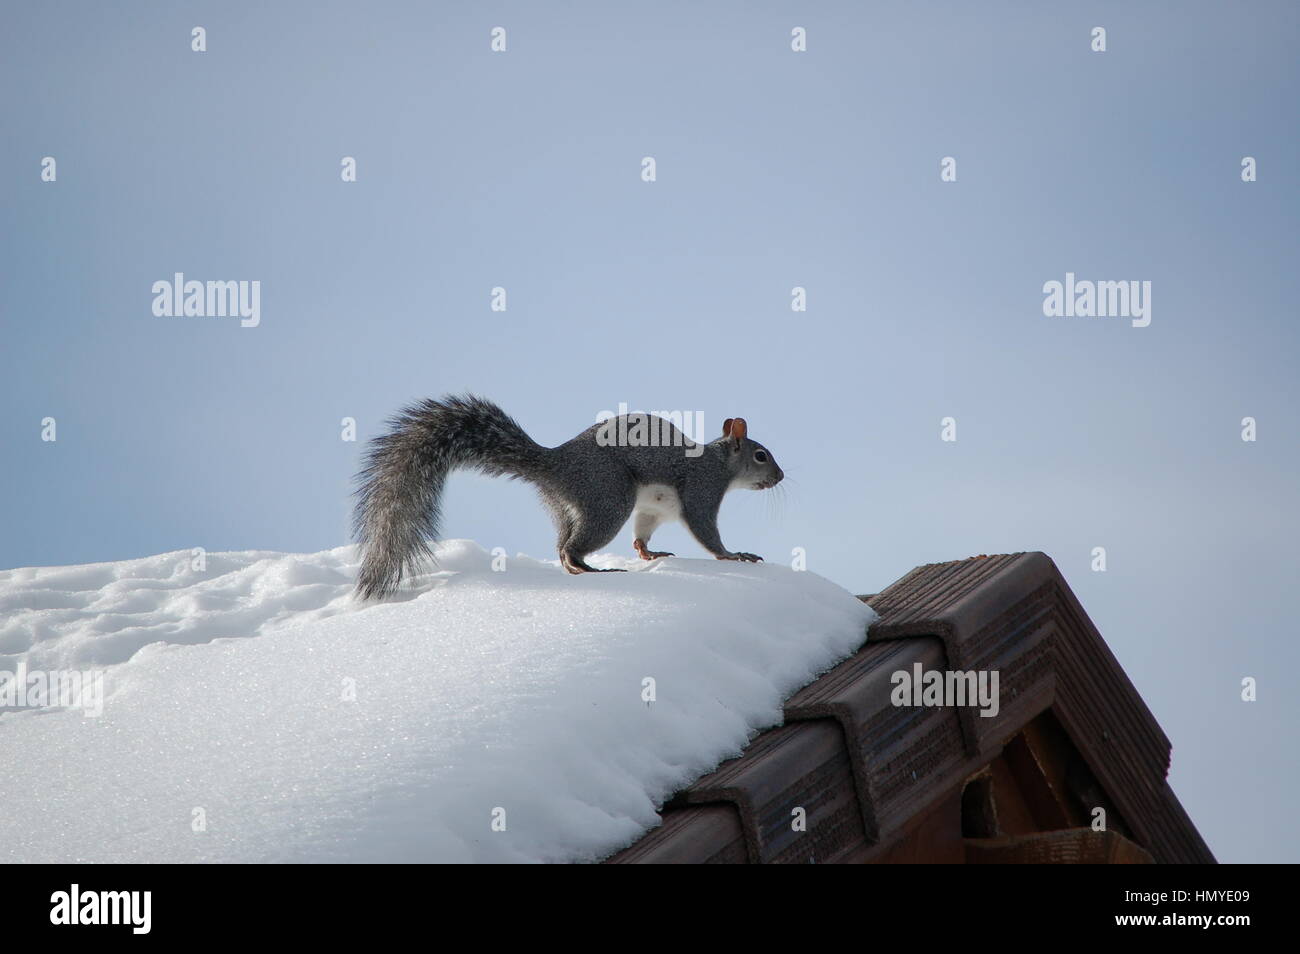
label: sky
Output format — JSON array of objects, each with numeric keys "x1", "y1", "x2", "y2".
[{"x1": 2, "y1": 1, "x2": 1297, "y2": 862}]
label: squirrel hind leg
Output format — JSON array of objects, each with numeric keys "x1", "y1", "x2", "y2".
[
  {"x1": 558, "y1": 523, "x2": 625, "y2": 573},
  {"x1": 555, "y1": 491, "x2": 634, "y2": 574},
  {"x1": 561, "y1": 552, "x2": 625, "y2": 574}
]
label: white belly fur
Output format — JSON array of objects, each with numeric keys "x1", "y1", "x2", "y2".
[{"x1": 634, "y1": 483, "x2": 683, "y2": 522}]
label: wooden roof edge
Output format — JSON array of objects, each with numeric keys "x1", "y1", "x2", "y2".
[
  {"x1": 603, "y1": 552, "x2": 1215, "y2": 864},
  {"x1": 865, "y1": 551, "x2": 1211, "y2": 862}
]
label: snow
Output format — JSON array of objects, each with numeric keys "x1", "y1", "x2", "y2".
[{"x1": 0, "y1": 541, "x2": 874, "y2": 863}]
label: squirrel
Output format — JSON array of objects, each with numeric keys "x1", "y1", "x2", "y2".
[{"x1": 351, "y1": 394, "x2": 785, "y2": 599}]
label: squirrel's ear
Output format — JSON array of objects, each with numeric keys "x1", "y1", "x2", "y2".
[
  {"x1": 730, "y1": 418, "x2": 748, "y2": 441},
  {"x1": 722, "y1": 418, "x2": 735, "y2": 438}
]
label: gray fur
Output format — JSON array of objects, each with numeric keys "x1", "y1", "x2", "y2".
[{"x1": 352, "y1": 395, "x2": 783, "y2": 598}]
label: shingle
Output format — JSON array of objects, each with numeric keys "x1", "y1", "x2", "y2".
[
  {"x1": 605, "y1": 804, "x2": 748, "y2": 864},
  {"x1": 679, "y1": 719, "x2": 865, "y2": 864}
]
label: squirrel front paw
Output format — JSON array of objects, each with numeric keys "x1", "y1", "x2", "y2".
[
  {"x1": 717, "y1": 551, "x2": 763, "y2": 563},
  {"x1": 633, "y1": 539, "x2": 675, "y2": 561}
]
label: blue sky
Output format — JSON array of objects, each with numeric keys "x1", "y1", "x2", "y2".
[{"x1": 2, "y1": 1, "x2": 1297, "y2": 862}]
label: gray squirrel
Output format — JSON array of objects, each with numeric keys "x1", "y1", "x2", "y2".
[{"x1": 352, "y1": 394, "x2": 785, "y2": 599}]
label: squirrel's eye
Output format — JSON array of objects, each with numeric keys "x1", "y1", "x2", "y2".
[{"x1": 754, "y1": 451, "x2": 768, "y2": 463}]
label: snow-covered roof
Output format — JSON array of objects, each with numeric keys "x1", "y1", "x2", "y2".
[
  {"x1": 0, "y1": 546, "x2": 1212, "y2": 863},
  {"x1": 0, "y1": 540, "x2": 872, "y2": 863}
]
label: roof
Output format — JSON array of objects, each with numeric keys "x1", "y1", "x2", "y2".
[{"x1": 605, "y1": 552, "x2": 1214, "y2": 864}]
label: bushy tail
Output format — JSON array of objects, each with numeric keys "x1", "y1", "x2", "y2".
[{"x1": 352, "y1": 394, "x2": 547, "y2": 599}]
